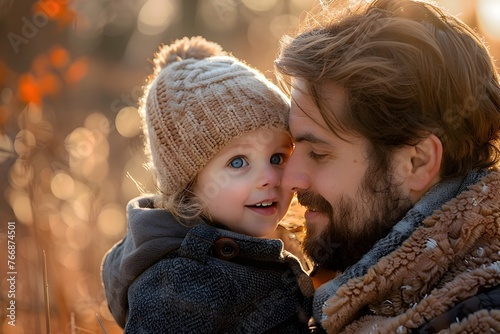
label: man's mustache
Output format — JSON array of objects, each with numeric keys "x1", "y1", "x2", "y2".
[{"x1": 297, "y1": 191, "x2": 333, "y2": 214}]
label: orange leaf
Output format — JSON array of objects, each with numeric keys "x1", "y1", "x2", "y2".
[
  {"x1": 32, "y1": 0, "x2": 76, "y2": 28},
  {"x1": 56, "y1": 8, "x2": 76, "y2": 28},
  {"x1": 50, "y1": 46, "x2": 70, "y2": 69},
  {"x1": 39, "y1": 72, "x2": 61, "y2": 96},
  {"x1": 19, "y1": 74, "x2": 42, "y2": 105},
  {"x1": 32, "y1": 0, "x2": 63, "y2": 19},
  {"x1": 64, "y1": 58, "x2": 88, "y2": 85}
]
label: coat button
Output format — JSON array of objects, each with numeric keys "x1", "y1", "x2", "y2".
[{"x1": 212, "y1": 237, "x2": 240, "y2": 260}]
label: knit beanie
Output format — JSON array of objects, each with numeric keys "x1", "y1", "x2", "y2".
[{"x1": 140, "y1": 36, "x2": 290, "y2": 197}]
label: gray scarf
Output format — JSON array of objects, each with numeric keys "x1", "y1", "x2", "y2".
[{"x1": 312, "y1": 169, "x2": 490, "y2": 323}]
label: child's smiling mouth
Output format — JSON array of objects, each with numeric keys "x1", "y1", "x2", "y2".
[{"x1": 246, "y1": 201, "x2": 278, "y2": 215}]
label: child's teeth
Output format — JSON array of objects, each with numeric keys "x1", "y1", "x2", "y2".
[{"x1": 256, "y1": 202, "x2": 273, "y2": 207}]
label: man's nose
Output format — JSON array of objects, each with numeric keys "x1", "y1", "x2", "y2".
[{"x1": 282, "y1": 151, "x2": 310, "y2": 192}]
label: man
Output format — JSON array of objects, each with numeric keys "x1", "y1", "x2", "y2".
[{"x1": 275, "y1": 0, "x2": 500, "y2": 332}]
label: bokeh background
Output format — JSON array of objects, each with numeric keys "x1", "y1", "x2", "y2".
[{"x1": 0, "y1": 0, "x2": 499, "y2": 333}]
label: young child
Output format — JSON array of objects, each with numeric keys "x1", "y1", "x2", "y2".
[{"x1": 101, "y1": 36, "x2": 313, "y2": 333}]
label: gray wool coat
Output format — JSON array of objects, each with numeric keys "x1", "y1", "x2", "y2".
[{"x1": 101, "y1": 196, "x2": 314, "y2": 333}]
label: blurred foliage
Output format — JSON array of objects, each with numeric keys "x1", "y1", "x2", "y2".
[{"x1": 0, "y1": 0, "x2": 498, "y2": 333}]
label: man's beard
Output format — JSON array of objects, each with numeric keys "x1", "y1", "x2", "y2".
[{"x1": 299, "y1": 163, "x2": 413, "y2": 272}]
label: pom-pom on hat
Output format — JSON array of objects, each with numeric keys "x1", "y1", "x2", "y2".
[{"x1": 141, "y1": 36, "x2": 290, "y2": 197}]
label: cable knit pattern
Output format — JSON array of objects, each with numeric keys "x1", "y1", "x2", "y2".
[{"x1": 321, "y1": 170, "x2": 500, "y2": 333}]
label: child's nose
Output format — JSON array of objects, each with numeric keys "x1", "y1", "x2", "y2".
[{"x1": 257, "y1": 165, "x2": 281, "y2": 188}]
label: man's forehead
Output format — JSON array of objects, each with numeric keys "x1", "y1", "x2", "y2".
[
  {"x1": 288, "y1": 78, "x2": 361, "y2": 147},
  {"x1": 291, "y1": 78, "x2": 346, "y2": 113},
  {"x1": 290, "y1": 79, "x2": 346, "y2": 129},
  {"x1": 288, "y1": 97, "x2": 333, "y2": 145}
]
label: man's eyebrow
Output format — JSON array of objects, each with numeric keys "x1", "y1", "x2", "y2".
[{"x1": 294, "y1": 133, "x2": 329, "y2": 145}]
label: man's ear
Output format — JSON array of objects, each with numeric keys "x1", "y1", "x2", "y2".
[{"x1": 406, "y1": 133, "x2": 442, "y2": 193}]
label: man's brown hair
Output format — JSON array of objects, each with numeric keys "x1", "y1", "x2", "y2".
[{"x1": 275, "y1": 0, "x2": 500, "y2": 179}]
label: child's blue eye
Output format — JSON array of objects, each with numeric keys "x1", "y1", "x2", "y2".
[
  {"x1": 270, "y1": 154, "x2": 285, "y2": 165},
  {"x1": 229, "y1": 157, "x2": 248, "y2": 168}
]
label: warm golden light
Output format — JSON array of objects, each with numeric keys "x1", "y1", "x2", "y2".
[
  {"x1": 477, "y1": 0, "x2": 500, "y2": 40},
  {"x1": 50, "y1": 172, "x2": 75, "y2": 200},
  {"x1": 9, "y1": 191, "x2": 33, "y2": 224},
  {"x1": 13, "y1": 130, "x2": 36, "y2": 156},
  {"x1": 116, "y1": 106, "x2": 141, "y2": 138},
  {"x1": 137, "y1": 0, "x2": 177, "y2": 35},
  {"x1": 97, "y1": 203, "x2": 126, "y2": 237},
  {"x1": 241, "y1": 0, "x2": 279, "y2": 12},
  {"x1": 5, "y1": 1, "x2": 498, "y2": 333}
]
